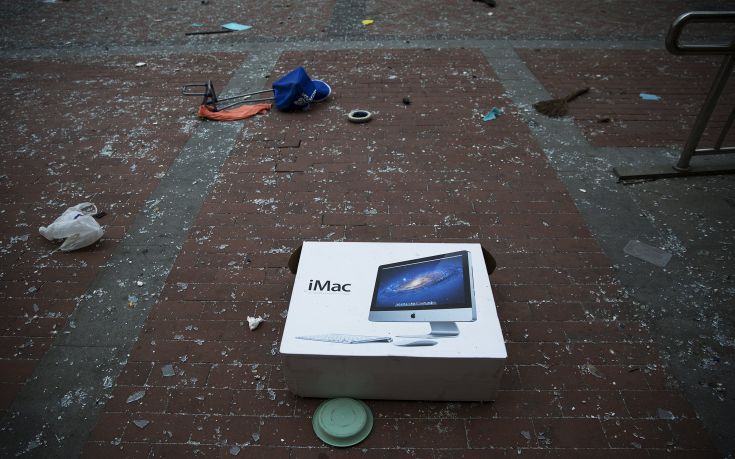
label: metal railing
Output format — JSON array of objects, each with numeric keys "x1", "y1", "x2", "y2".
[{"x1": 615, "y1": 11, "x2": 735, "y2": 180}]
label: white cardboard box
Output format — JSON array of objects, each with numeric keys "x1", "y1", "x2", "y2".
[{"x1": 280, "y1": 242, "x2": 506, "y2": 401}]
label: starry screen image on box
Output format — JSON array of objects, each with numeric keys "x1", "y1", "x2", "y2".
[{"x1": 370, "y1": 251, "x2": 471, "y2": 311}]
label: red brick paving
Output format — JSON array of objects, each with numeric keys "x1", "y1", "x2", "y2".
[
  {"x1": 517, "y1": 48, "x2": 735, "y2": 148},
  {"x1": 0, "y1": 1, "x2": 334, "y2": 49},
  {"x1": 0, "y1": 53, "x2": 241, "y2": 414},
  {"x1": 365, "y1": 0, "x2": 714, "y2": 39},
  {"x1": 82, "y1": 48, "x2": 718, "y2": 456}
]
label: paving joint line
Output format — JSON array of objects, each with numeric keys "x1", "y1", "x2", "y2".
[
  {"x1": 0, "y1": 44, "x2": 283, "y2": 459},
  {"x1": 0, "y1": 38, "x2": 664, "y2": 60},
  {"x1": 326, "y1": 0, "x2": 368, "y2": 38}
]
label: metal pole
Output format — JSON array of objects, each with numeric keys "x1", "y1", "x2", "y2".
[
  {"x1": 674, "y1": 53, "x2": 735, "y2": 170},
  {"x1": 713, "y1": 105, "x2": 735, "y2": 151}
]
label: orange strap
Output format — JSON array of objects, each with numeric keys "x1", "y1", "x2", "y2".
[{"x1": 197, "y1": 103, "x2": 272, "y2": 121}]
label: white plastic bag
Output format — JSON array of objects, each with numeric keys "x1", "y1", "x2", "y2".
[{"x1": 39, "y1": 203, "x2": 104, "y2": 251}]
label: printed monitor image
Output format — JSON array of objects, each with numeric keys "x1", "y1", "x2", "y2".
[{"x1": 369, "y1": 251, "x2": 476, "y2": 337}]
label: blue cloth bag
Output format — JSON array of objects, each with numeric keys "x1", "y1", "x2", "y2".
[{"x1": 273, "y1": 67, "x2": 331, "y2": 111}]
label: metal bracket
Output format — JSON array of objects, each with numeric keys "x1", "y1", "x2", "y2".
[{"x1": 181, "y1": 80, "x2": 273, "y2": 112}]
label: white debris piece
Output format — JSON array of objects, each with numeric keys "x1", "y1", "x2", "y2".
[
  {"x1": 135, "y1": 62, "x2": 147, "y2": 67},
  {"x1": 161, "y1": 364, "x2": 175, "y2": 377},
  {"x1": 126, "y1": 390, "x2": 146, "y2": 403},
  {"x1": 247, "y1": 316, "x2": 264, "y2": 331},
  {"x1": 229, "y1": 446, "x2": 241, "y2": 456},
  {"x1": 581, "y1": 363, "x2": 605, "y2": 379}
]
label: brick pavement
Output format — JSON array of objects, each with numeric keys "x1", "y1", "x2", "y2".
[
  {"x1": 364, "y1": 0, "x2": 718, "y2": 39},
  {"x1": 0, "y1": 53, "x2": 241, "y2": 416},
  {"x1": 0, "y1": 1, "x2": 333, "y2": 50},
  {"x1": 81, "y1": 48, "x2": 718, "y2": 457},
  {"x1": 517, "y1": 48, "x2": 735, "y2": 148},
  {"x1": 4, "y1": 0, "x2": 732, "y2": 52}
]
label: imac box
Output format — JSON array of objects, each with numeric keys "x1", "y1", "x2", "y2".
[{"x1": 279, "y1": 242, "x2": 506, "y2": 401}]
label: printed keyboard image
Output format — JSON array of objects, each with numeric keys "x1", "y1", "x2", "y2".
[{"x1": 295, "y1": 334, "x2": 393, "y2": 344}]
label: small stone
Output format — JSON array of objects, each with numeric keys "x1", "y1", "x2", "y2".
[
  {"x1": 135, "y1": 62, "x2": 146, "y2": 67},
  {"x1": 161, "y1": 364, "x2": 175, "y2": 377},
  {"x1": 520, "y1": 430, "x2": 531, "y2": 440},
  {"x1": 229, "y1": 446, "x2": 240, "y2": 456},
  {"x1": 657, "y1": 408, "x2": 675, "y2": 420},
  {"x1": 402, "y1": 96, "x2": 411, "y2": 105}
]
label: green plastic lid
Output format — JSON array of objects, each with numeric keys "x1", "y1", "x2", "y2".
[{"x1": 312, "y1": 398, "x2": 373, "y2": 447}]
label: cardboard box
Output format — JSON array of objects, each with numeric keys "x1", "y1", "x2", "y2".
[{"x1": 280, "y1": 242, "x2": 506, "y2": 401}]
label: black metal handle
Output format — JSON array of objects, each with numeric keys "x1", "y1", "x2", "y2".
[
  {"x1": 665, "y1": 11, "x2": 735, "y2": 55},
  {"x1": 182, "y1": 82, "x2": 211, "y2": 96}
]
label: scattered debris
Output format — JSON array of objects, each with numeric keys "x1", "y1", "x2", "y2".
[
  {"x1": 229, "y1": 445, "x2": 241, "y2": 456},
  {"x1": 533, "y1": 87, "x2": 589, "y2": 117},
  {"x1": 657, "y1": 408, "x2": 676, "y2": 420},
  {"x1": 38, "y1": 202, "x2": 104, "y2": 251},
  {"x1": 161, "y1": 364, "x2": 175, "y2": 377},
  {"x1": 482, "y1": 107, "x2": 503, "y2": 121},
  {"x1": 581, "y1": 363, "x2": 605, "y2": 379},
  {"x1": 185, "y1": 67, "x2": 330, "y2": 120},
  {"x1": 639, "y1": 92, "x2": 661, "y2": 101},
  {"x1": 348, "y1": 110, "x2": 373, "y2": 123},
  {"x1": 520, "y1": 430, "x2": 531, "y2": 440},
  {"x1": 623, "y1": 240, "x2": 672, "y2": 268},
  {"x1": 247, "y1": 316, "x2": 264, "y2": 331},
  {"x1": 102, "y1": 376, "x2": 114, "y2": 389},
  {"x1": 136, "y1": 281, "x2": 144, "y2": 287},
  {"x1": 126, "y1": 390, "x2": 146, "y2": 403},
  {"x1": 222, "y1": 22, "x2": 252, "y2": 31},
  {"x1": 133, "y1": 419, "x2": 150, "y2": 429},
  {"x1": 361, "y1": 19, "x2": 375, "y2": 26},
  {"x1": 128, "y1": 295, "x2": 138, "y2": 309}
]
